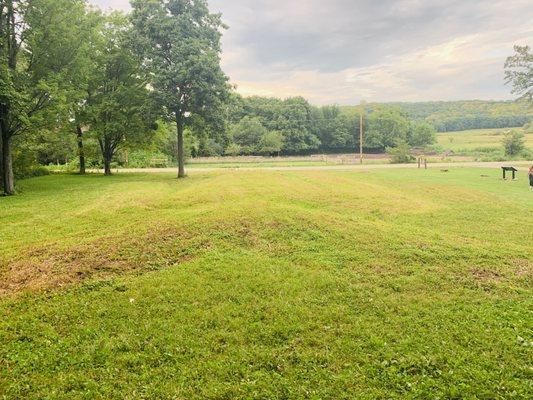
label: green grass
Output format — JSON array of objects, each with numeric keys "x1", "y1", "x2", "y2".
[
  {"x1": 1, "y1": 169, "x2": 532, "y2": 399},
  {"x1": 437, "y1": 127, "x2": 533, "y2": 152},
  {"x1": 185, "y1": 160, "x2": 336, "y2": 169},
  {"x1": 186, "y1": 159, "x2": 391, "y2": 169}
]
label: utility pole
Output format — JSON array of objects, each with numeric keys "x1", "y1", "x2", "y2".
[{"x1": 359, "y1": 100, "x2": 365, "y2": 164}]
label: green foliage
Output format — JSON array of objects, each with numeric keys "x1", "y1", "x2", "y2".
[
  {"x1": 505, "y1": 45, "x2": 532, "y2": 104},
  {"x1": 230, "y1": 116, "x2": 268, "y2": 154},
  {"x1": 502, "y1": 130, "x2": 525, "y2": 156},
  {"x1": 127, "y1": 150, "x2": 170, "y2": 168},
  {"x1": 313, "y1": 105, "x2": 355, "y2": 151},
  {"x1": 277, "y1": 97, "x2": 321, "y2": 153},
  {"x1": 198, "y1": 137, "x2": 224, "y2": 157},
  {"x1": 258, "y1": 131, "x2": 284, "y2": 155},
  {"x1": 0, "y1": 0, "x2": 91, "y2": 193},
  {"x1": 224, "y1": 143, "x2": 242, "y2": 156},
  {"x1": 130, "y1": 0, "x2": 229, "y2": 118},
  {"x1": 367, "y1": 108, "x2": 411, "y2": 149},
  {"x1": 85, "y1": 13, "x2": 156, "y2": 173},
  {"x1": 229, "y1": 96, "x2": 323, "y2": 154},
  {"x1": 130, "y1": 0, "x2": 230, "y2": 175},
  {"x1": 341, "y1": 100, "x2": 532, "y2": 132},
  {"x1": 225, "y1": 97, "x2": 529, "y2": 155},
  {"x1": 408, "y1": 121, "x2": 437, "y2": 147},
  {"x1": 386, "y1": 140, "x2": 414, "y2": 164}
]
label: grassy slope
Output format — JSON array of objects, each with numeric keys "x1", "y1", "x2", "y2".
[
  {"x1": 1, "y1": 170, "x2": 532, "y2": 399},
  {"x1": 437, "y1": 128, "x2": 533, "y2": 152}
]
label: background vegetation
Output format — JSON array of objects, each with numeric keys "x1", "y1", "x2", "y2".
[{"x1": 1, "y1": 0, "x2": 531, "y2": 191}]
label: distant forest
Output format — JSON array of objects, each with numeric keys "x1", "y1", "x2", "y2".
[
  {"x1": 28, "y1": 96, "x2": 533, "y2": 170},
  {"x1": 213, "y1": 96, "x2": 532, "y2": 157},
  {"x1": 341, "y1": 100, "x2": 531, "y2": 132}
]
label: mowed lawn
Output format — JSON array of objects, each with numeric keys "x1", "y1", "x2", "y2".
[
  {"x1": 437, "y1": 127, "x2": 533, "y2": 152},
  {"x1": 0, "y1": 169, "x2": 532, "y2": 399}
]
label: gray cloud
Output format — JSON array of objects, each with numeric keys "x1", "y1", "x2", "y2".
[{"x1": 90, "y1": 0, "x2": 532, "y2": 104}]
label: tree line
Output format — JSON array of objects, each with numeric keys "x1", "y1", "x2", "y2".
[
  {"x1": 224, "y1": 95, "x2": 438, "y2": 156},
  {"x1": 341, "y1": 100, "x2": 531, "y2": 132}
]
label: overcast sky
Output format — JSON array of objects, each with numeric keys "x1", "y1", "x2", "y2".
[{"x1": 90, "y1": 0, "x2": 532, "y2": 105}]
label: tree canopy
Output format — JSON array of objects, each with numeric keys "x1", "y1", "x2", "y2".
[
  {"x1": 130, "y1": 0, "x2": 230, "y2": 178},
  {"x1": 505, "y1": 45, "x2": 532, "y2": 105},
  {"x1": 0, "y1": 0, "x2": 89, "y2": 194}
]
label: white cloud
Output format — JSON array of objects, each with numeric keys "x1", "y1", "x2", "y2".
[{"x1": 89, "y1": 0, "x2": 533, "y2": 104}]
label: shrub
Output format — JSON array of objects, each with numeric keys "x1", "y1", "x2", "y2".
[
  {"x1": 127, "y1": 151, "x2": 170, "y2": 168},
  {"x1": 387, "y1": 140, "x2": 415, "y2": 164},
  {"x1": 502, "y1": 130, "x2": 525, "y2": 156},
  {"x1": 225, "y1": 143, "x2": 242, "y2": 156},
  {"x1": 198, "y1": 138, "x2": 224, "y2": 157},
  {"x1": 27, "y1": 166, "x2": 51, "y2": 178}
]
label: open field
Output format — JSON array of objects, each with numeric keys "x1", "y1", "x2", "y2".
[
  {"x1": 1, "y1": 169, "x2": 532, "y2": 398},
  {"x1": 97, "y1": 160, "x2": 533, "y2": 175},
  {"x1": 437, "y1": 127, "x2": 533, "y2": 152}
]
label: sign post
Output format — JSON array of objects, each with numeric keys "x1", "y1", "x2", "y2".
[{"x1": 502, "y1": 166, "x2": 518, "y2": 180}]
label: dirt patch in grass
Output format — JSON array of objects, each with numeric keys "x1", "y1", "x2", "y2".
[
  {"x1": 471, "y1": 268, "x2": 504, "y2": 282},
  {"x1": 0, "y1": 218, "x2": 289, "y2": 297},
  {"x1": 469, "y1": 260, "x2": 533, "y2": 285},
  {"x1": 0, "y1": 226, "x2": 211, "y2": 297},
  {"x1": 513, "y1": 258, "x2": 533, "y2": 280}
]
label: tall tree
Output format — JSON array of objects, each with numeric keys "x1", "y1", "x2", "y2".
[
  {"x1": 0, "y1": 0, "x2": 87, "y2": 195},
  {"x1": 366, "y1": 107, "x2": 411, "y2": 150},
  {"x1": 276, "y1": 97, "x2": 320, "y2": 153},
  {"x1": 131, "y1": 0, "x2": 230, "y2": 178},
  {"x1": 85, "y1": 13, "x2": 156, "y2": 175},
  {"x1": 313, "y1": 105, "x2": 354, "y2": 151},
  {"x1": 65, "y1": 8, "x2": 104, "y2": 175},
  {"x1": 505, "y1": 45, "x2": 532, "y2": 105},
  {"x1": 408, "y1": 121, "x2": 436, "y2": 147}
]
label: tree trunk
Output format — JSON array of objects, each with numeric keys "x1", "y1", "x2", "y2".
[
  {"x1": 1, "y1": 130, "x2": 15, "y2": 196},
  {"x1": 1, "y1": 2, "x2": 18, "y2": 196},
  {"x1": 103, "y1": 154, "x2": 112, "y2": 176},
  {"x1": 175, "y1": 111, "x2": 186, "y2": 178},
  {"x1": 99, "y1": 137, "x2": 114, "y2": 176},
  {"x1": 76, "y1": 125, "x2": 86, "y2": 174}
]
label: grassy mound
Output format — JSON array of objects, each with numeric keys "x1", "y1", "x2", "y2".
[{"x1": 1, "y1": 169, "x2": 531, "y2": 398}]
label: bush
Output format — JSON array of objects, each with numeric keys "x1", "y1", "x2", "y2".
[
  {"x1": 9, "y1": 147, "x2": 49, "y2": 179},
  {"x1": 225, "y1": 143, "x2": 242, "y2": 156},
  {"x1": 27, "y1": 166, "x2": 51, "y2": 178},
  {"x1": 127, "y1": 151, "x2": 170, "y2": 168},
  {"x1": 502, "y1": 130, "x2": 525, "y2": 156},
  {"x1": 387, "y1": 140, "x2": 415, "y2": 164},
  {"x1": 198, "y1": 138, "x2": 224, "y2": 157}
]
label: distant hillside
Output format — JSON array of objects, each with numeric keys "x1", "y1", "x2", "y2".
[{"x1": 341, "y1": 100, "x2": 532, "y2": 132}]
